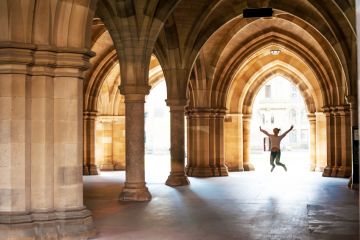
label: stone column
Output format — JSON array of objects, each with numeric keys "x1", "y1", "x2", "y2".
[
  {"x1": 243, "y1": 114, "x2": 255, "y2": 171},
  {"x1": 224, "y1": 113, "x2": 244, "y2": 171},
  {"x1": 186, "y1": 110, "x2": 214, "y2": 176},
  {"x1": 186, "y1": 108, "x2": 229, "y2": 177},
  {"x1": 0, "y1": 46, "x2": 31, "y2": 222},
  {"x1": 215, "y1": 110, "x2": 229, "y2": 176},
  {"x1": 186, "y1": 110, "x2": 195, "y2": 173},
  {"x1": 337, "y1": 105, "x2": 352, "y2": 177},
  {"x1": 308, "y1": 113, "x2": 317, "y2": 171},
  {"x1": 113, "y1": 116, "x2": 126, "y2": 170},
  {"x1": 323, "y1": 107, "x2": 335, "y2": 177},
  {"x1": 346, "y1": 95, "x2": 359, "y2": 189},
  {"x1": 165, "y1": 100, "x2": 190, "y2": 186},
  {"x1": 83, "y1": 111, "x2": 98, "y2": 175},
  {"x1": 0, "y1": 46, "x2": 95, "y2": 239},
  {"x1": 209, "y1": 112, "x2": 217, "y2": 175},
  {"x1": 53, "y1": 51, "x2": 95, "y2": 237},
  {"x1": 30, "y1": 56, "x2": 55, "y2": 217},
  {"x1": 100, "y1": 118, "x2": 115, "y2": 170},
  {"x1": 119, "y1": 92, "x2": 151, "y2": 201},
  {"x1": 331, "y1": 109, "x2": 341, "y2": 176}
]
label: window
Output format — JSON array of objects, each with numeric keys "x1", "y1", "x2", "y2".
[
  {"x1": 290, "y1": 109, "x2": 297, "y2": 124},
  {"x1": 300, "y1": 110, "x2": 307, "y2": 123},
  {"x1": 291, "y1": 86, "x2": 297, "y2": 98},
  {"x1": 265, "y1": 85, "x2": 271, "y2": 98},
  {"x1": 301, "y1": 129, "x2": 308, "y2": 143},
  {"x1": 289, "y1": 130, "x2": 297, "y2": 143}
]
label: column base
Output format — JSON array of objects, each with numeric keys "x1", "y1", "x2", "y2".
[
  {"x1": 348, "y1": 177, "x2": 359, "y2": 190},
  {"x1": 119, "y1": 183, "x2": 152, "y2": 201},
  {"x1": 243, "y1": 162, "x2": 255, "y2": 171},
  {"x1": 186, "y1": 166, "x2": 228, "y2": 177},
  {"x1": 84, "y1": 164, "x2": 99, "y2": 175},
  {"x1": 228, "y1": 166, "x2": 244, "y2": 172},
  {"x1": 315, "y1": 166, "x2": 325, "y2": 172},
  {"x1": 331, "y1": 167, "x2": 339, "y2": 177},
  {"x1": 0, "y1": 208, "x2": 96, "y2": 240},
  {"x1": 309, "y1": 163, "x2": 316, "y2": 171},
  {"x1": 186, "y1": 166, "x2": 217, "y2": 177},
  {"x1": 113, "y1": 163, "x2": 125, "y2": 171},
  {"x1": 322, "y1": 166, "x2": 332, "y2": 177},
  {"x1": 217, "y1": 165, "x2": 229, "y2": 176},
  {"x1": 336, "y1": 166, "x2": 352, "y2": 178},
  {"x1": 166, "y1": 172, "x2": 190, "y2": 187},
  {"x1": 100, "y1": 164, "x2": 114, "y2": 171},
  {"x1": 83, "y1": 165, "x2": 89, "y2": 175}
]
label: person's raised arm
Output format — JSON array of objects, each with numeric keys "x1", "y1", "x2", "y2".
[
  {"x1": 280, "y1": 125, "x2": 294, "y2": 137},
  {"x1": 259, "y1": 126, "x2": 270, "y2": 136}
]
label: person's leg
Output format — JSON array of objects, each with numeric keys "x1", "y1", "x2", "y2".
[
  {"x1": 270, "y1": 152, "x2": 276, "y2": 172},
  {"x1": 275, "y1": 151, "x2": 287, "y2": 171}
]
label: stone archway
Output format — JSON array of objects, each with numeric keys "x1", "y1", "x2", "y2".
[
  {"x1": 224, "y1": 43, "x2": 352, "y2": 177},
  {"x1": 83, "y1": 20, "x2": 167, "y2": 175}
]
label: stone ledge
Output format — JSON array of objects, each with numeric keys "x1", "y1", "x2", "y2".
[
  {"x1": 0, "y1": 209, "x2": 96, "y2": 240},
  {"x1": 166, "y1": 173, "x2": 190, "y2": 186}
]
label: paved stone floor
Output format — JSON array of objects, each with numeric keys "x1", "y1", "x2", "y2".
[{"x1": 84, "y1": 154, "x2": 359, "y2": 240}]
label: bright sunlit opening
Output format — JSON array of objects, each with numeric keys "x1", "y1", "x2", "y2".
[
  {"x1": 250, "y1": 76, "x2": 310, "y2": 175},
  {"x1": 145, "y1": 80, "x2": 171, "y2": 181}
]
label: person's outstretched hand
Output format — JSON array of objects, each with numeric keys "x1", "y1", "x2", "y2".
[{"x1": 290, "y1": 125, "x2": 294, "y2": 130}]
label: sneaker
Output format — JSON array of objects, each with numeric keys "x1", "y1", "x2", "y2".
[
  {"x1": 284, "y1": 166, "x2": 287, "y2": 172},
  {"x1": 271, "y1": 166, "x2": 275, "y2": 172}
]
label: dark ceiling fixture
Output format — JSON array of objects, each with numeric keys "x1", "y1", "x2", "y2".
[{"x1": 243, "y1": 8, "x2": 273, "y2": 18}]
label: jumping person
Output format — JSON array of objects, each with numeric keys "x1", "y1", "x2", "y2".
[{"x1": 259, "y1": 125, "x2": 294, "y2": 172}]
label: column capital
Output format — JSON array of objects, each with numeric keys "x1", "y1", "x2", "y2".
[
  {"x1": 83, "y1": 111, "x2": 98, "y2": 118},
  {"x1": 185, "y1": 107, "x2": 227, "y2": 117},
  {"x1": 242, "y1": 113, "x2": 252, "y2": 121},
  {"x1": 166, "y1": 99, "x2": 188, "y2": 108},
  {"x1": 307, "y1": 113, "x2": 316, "y2": 122},
  {"x1": 119, "y1": 84, "x2": 151, "y2": 96}
]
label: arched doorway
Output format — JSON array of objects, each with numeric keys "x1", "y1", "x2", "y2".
[
  {"x1": 250, "y1": 76, "x2": 310, "y2": 173},
  {"x1": 145, "y1": 79, "x2": 171, "y2": 181}
]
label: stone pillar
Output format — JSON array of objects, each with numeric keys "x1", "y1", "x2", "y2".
[
  {"x1": 336, "y1": 105, "x2": 352, "y2": 177},
  {"x1": 113, "y1": 116, "x2": 126, "y2": 170},
  {"x1": 165, "y1": 100, "x2": 190, "y2": 186},
  {"x1": 346, "y1": 95, "x2": 359, "y2": 189},
  {"x1": 186, "y1": 108, "x2": 229, "y2": 177},
  {"x1": 186, "y1": 110, "x2": 214, "y2": 176},
  {"x1": 52, "y1": 51, "x2": 95, "y2": 237},
  {"x1": 186, "y1": 110, "x2": 195, "y2": 173},
  {"x1": 119, "y1": 92, "x2": 151, "y2": 201},
  {"x1": 243, "y1": 114, "x2": 255, "y2": 171},
  {"x1": 83, "y1": 111, "x2": 98, "y2": 175},
  {"x1": 31, "y1": 61, "x2": 55, "y2": 217},
  {"x1": 323, "y1": 107, "x2": 335, "y2": 177},
  {"x1": 0, "y1": 47, "x2": 31, "y2": 221},
  {"x1": 308, "y1": 113, "x2": 317, "y2": 171},
  {"x1": 215, "y1": 110, "x2": 229, "y2": 176},
  {"x1": 0, "y1": 46, "x2": 95, "y2": 239},
  {"x1": 331, "y1": 109, "x2": 341, "y2": 176},
  {"x1": 315, "y1": 112, "x2": 327, "y2": 171},
  {"x1": 224, "y1": 113, "x2": 244, "y2": 171},
  {"x1": 100, "y1": 119, "x2": 115, "y2": 170}
]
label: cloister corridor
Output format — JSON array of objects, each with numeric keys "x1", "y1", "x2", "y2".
[
  {"x1": 1, "y1": 1, "x2": 359, "y2": 239},
  {"x1": 83, "y1": 168, "x2": 359, "y2": 240}
]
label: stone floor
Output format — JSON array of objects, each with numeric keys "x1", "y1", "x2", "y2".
[{"x1": 84, "y1": 154, "x2": 359, "y2": 240}]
